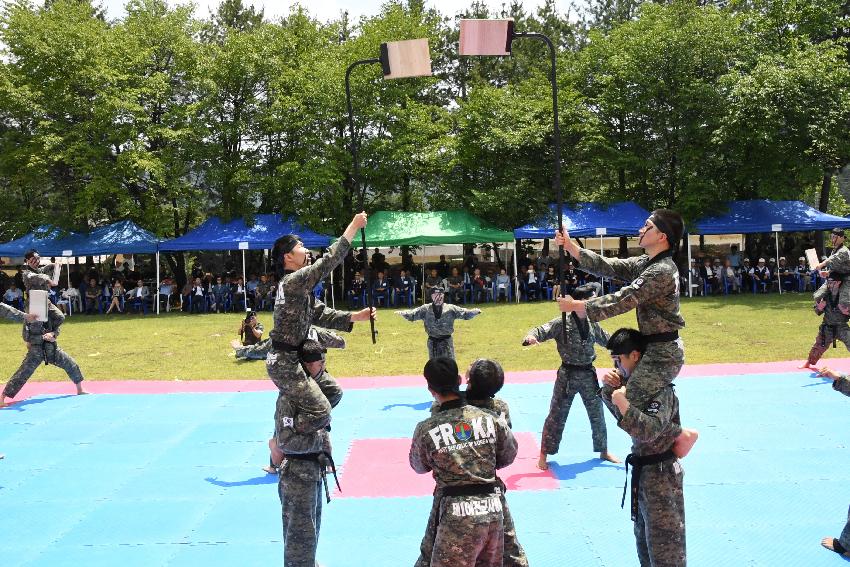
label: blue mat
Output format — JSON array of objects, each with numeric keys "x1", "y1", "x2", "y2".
[{"x1": 1, "y1": 372, "x2": 849, "y2": 566}]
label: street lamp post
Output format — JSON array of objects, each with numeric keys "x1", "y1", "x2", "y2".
[
  {"x1": 344, "y1": 38, "x2": 433, "y2": 344},
  {"x1": 460, "y1": 19, "x2": 567, "y2": 335}
]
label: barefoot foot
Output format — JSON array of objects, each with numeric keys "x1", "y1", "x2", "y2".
[
  {"x1": 231, "y1": 339, "x2": 242, "y2": 350},
  {"x1": 600, "y1": 451, "x2": 621, "y2": 464},
  {"x1": 536, "y1": 453, "x2": 549, "y2": 471},
  {"x1": 672, "y1": 428, "x2": 699, "y2": 458},
  {"x1": 821, "y1": 537, "x2": 850, "y2": 556},
  {"x1": 76, "y1": 385, "x2": 89, "y2": 395},
  {"x1": 799, "y1": 361, "x2": 816, "y2": 369}
]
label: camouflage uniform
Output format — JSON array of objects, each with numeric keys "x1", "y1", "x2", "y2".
[
  {"x1": 578, "y1": 248, "x2": 684, "y2": 437},
  {"x1": 806, "y1": 286, "x2": 850, "y2": 366},
  {"x1": 416, "y1": 396, "x2": 528, "y2": 567},
  {"x1": 268, "y1": 237, "x2": 356, "y2": 567},
  {"x1": 410, "y1": 399, "x2": 518, "y2": 567},
  {"x1": 2, "y1": 301, "x2": 84, "y2": 399},
  {"x1": 601, "y1": 380, "x2": 686, "y2": 567},
  {"x1": 830, "y1": 374, "x2": 850, "y2": 552},
  {"x1": 20, "y1": 264, "x2": 64, "y2": 320},
  {"x1": 814, "y1": 245, "x2": 850, "y2": 309},
  {"x1": 528, "y1": 315, "x2": 610, "y2": 456},
  {"x1": 397, "y1": 303, "x2": 480, "y2": 360}
]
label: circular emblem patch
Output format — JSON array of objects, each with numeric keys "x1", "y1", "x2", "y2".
[{"x1": 454, "y1": 421, "x2": 473, "y2": 442}]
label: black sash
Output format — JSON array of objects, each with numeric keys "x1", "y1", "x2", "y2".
[
  {"x1": 441, "y1": 483, "x2": 497, "y2": 497},
  {"x1": 284, "y1": 451, "x2": 340, "y2": 503},
  {"x1": 644, "y1": 331, "x2": 679, "y2": 343},
  {"x1": 621, "y1": 450, "x2": 676, "y2": 521}
]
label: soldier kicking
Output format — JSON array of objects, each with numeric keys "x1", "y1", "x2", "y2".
[
  {"x1": 522, "y1": 284, "x2": 620, "y2": 468},
  {"x1": 396, "y1": 285, "x2": 481, "y2": 360},
  {"x1": 267, "y1": 212, "x2": 375, "y2": 567},
  {"x1": 409, "y1": 357, "x2": 518, "y2": 567},
  {"x1": 0, "y1": 298, "x2": 87, "y2": 407}
]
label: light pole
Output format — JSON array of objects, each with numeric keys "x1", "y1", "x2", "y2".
[
  {"x1": 460, "y1": 19, "x2": 567, "y2": 335},
  {"x1": 345, "y1": 38, "x2": 432, "y2": 344}
]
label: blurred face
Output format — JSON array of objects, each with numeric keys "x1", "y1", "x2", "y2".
[
  {"x1": 284, "y1": 241, "x2": 309, "y2": 268},
  {"x1": 611, "y1": 351, "x2": 641, "y2": 378},
  {"x1": 260, "y1": 275, "x2": 266, "y2": 282},
  {"x1": 474, "y1": 269, "x2": 481, "y2": 276},
  {"x1": 89, "y1": 279, "x2": 96, "y2": 285},
  {"x1": 431, "y1": 291, "x2": 444, "y2": 306},
  {"x1": 136, "y1": 280, "x2": 142, "y2": 287},
  {"x1": 26, "y1": 254, "x2": 40, "y2": 269},
  {"x1": 400, "y1": 270, "x2": 406, "y2": 277},
  {"x1": 217, "y1": 278, "x2": 222, "y2": 283},
  {"x1": 831, "y1": 234, "x2": 844, "y2": 248},
  {"x1": 452, "y1": 268, "x2": 458, "y2": 276},
  {"x1": 430, "y1": 269, "x2": 437, "y2": 277},
  {"x1": 638, "y1": 218, "x2": 665, "y2": 248},
  {"x1": 194, "y1": 278, "x2": 201, "y2": 285}
]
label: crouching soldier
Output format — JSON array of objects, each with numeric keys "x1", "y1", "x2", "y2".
[
  {"x1": 409, "y1": 357, "x2": 518, "y2": 567},
  {"x1": 1, "y1": 298, "x2": 87, "y2": 407}
]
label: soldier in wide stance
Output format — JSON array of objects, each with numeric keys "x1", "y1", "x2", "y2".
[{"x1": 396, "y1": 286, "x2": 480, "y2": 360}]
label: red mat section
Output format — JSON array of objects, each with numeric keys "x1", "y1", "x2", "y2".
[{"x1": 333, "y1": 432, "x2": 557, "y2": 499}]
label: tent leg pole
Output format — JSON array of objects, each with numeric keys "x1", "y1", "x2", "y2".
[
  {"x1": 600, "y1": 236, "x2": 604, "y2": 291},
  {"x1": 242, "y1": 250, "x2": 247, "y2": 309},
  {"x1": 512, "y1": 242, "x2": 519, "y2": 303},
  {"x1": 686, "y1": 234, "x2": 692, "y2": 298},
  {"x1": 775, "y1": 232, "x2": 781, "y2": 295},
  {"x1": 422, "y1": 246, "x2": 426, "y2": 304},
  {"x1": 156, "y1": 251, "x2": 160, "y2": 315}
]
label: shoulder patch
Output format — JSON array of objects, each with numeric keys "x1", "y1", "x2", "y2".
[
  {"x1": 646, "y1": 400, "x2": 661, "y2": 414},
  {"x1": 633, "y1": 278, "x2": 645, "y2": 288}
]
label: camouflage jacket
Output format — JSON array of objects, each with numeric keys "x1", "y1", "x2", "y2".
[
  {"x1": 0, "y1": 302, "x2": 26, "y2": 323},
  {"x1": 22, "y1": 303, "x2": 64, "y2": 346},
  {"x1": 825, "y1": 245, "x2": 850, "y2": 274},
  {"x1": 270, "y1": 237, "x2": 353, "y2": 347},
  {"x1": 410, "y1": 399, "x2": 517, "y2": 488},
  {"x1": 430, "y1": 395, "x2": 512, "y2": 428},
  {"x1": 834, "y1": 374, "x2": 850, "y2": 397},
  {"x1": 601, "y1": 382, "x2": 679, "y2": 457},
  {"x1": 21, "y1": 264, "x2": 57, "y2": 292},
  {"x1": 578, "y1": 248, "x2": 684, "y2": 335},
  {"x1": 398, "y1": 303, "x2": 480, "y2": 337},
  {"x1": 526, "y1": 315, "x2": 608, "y2": 366},
  {"x1": 815, "y1": 288, "x2": 850, "y2": 326}
]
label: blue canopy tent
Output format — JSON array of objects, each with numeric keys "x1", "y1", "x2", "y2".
[
  {"x1": 514, "y1": 202, "x2": 651, "y2": 239},
  {"x1": 0, "y1": 226, "x2": 80, "y2": 258},
  {"x1": 48, "y1": 220, "x2": 160, "y2": 257},
  {"x1": 159, "y1": 214, "x2": 333, "y2": 312},
  {"x1": 688, "y1": 200, "x2": 850, "y2": 296}
]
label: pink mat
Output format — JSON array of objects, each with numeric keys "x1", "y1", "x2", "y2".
[
  {"x1": 333, "y1": 432, "x2": 557, "y2": 499},
  {"x1": 6, "y1": 357, "x2": 842, "y2": 400}
]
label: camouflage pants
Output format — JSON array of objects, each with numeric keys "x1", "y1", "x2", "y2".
[
  {"x1": 427, "y1": 336, "x2": 455, "y2": 360},
  {"x1": 837, "y1": 503, "x2": 850, "y2": 550},
  {"x1": 235, "y1": 338, "x2": 271, "y2": 360},
  {"x1": 430, "y1": 494, "x2": 504, "y2": 567},
  {"x1": 3, "y1": 344, "x2": 83, "y2": 399},
  {"x1": 278, "y1": 458, "x2": 323, "y2": 567},
  {"x1": 627, "y1": 341, "x2": 684, "y2": 438},
  {"x1": 541, "y1": 365, "x2": 607, "y2": 455},
  {"x1": 415, "y1": 484, "x2": 527, "y2": 567},
  {"x1": 634, "y1": 459, "x2": 686, "y2": 567},
  {"x1": 806, "y1": 325, "x2": 850, "y2": 365}
]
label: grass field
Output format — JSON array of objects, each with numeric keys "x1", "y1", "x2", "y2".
[{"x1": 0, "y1": 293, "x2": 834, "y2": 381}]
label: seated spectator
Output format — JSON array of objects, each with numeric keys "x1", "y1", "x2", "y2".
[
  {"x1": 188, "y1": 277, "x2": 207, "y2": 313},
  {"x1": 158, "y1": 278, "x2": 174, "y2": 310},
  {"x1": 446, "y1": 267, "x2": 464, "y2": 304},
  {"x1": 372, "y1": 271, "x2": 390, "y2": 307},
  {"x1": 795, "y1": 256, "x2": 811, "y2": 291},
  {"x1": 255, "y1": 274, "x2": 273, "y2": 310},
  {"x1": 750, "y1": 258, "x2": 771, "y2": 292},
  {"x1": 471, "y1": 268, "x2": 488, "y2": 303},
  {"x1": 3, "y1": 283, "x2": 23, "y2": 309},
  {"x1": 495, "y1": 268, "x2": 511, "y2": 302},
  {"x1": 246, "y1": 274, "x2": 259, "y2": 307},
  {"x1": 685, "y1": 259, "x2": 702, "y2": 295},
  {"x1": 699, "y1": 259, "x2": 718, "y2": 294},
  {"x1": 394, "y1": 269, "x2": 414, "y2": 305},
  {"x1": 103, "y1": 278, "x2": 122, "y2": 314},
  {"x1": 741, "y1": 258, "x2": 752, "y2": 290},
  {"x1": 84, "y1": 278, "x2": 99, "y2": 315},
  {"x1": 211, "y1": 276, "x2": 229, "y2": 313},
  {"x1": 232, "y1": 277, "x2": 247, "y2": 311},
  {"x1": 542, "y1": 266, "x2": 556, "y2": 298},
  {"x1": 721, "y1": 259, "x2": 740, "y2": 293},
  {"x1": 348, "y1": 271, "x2": 365, "y2": 308},
  {"x1": 127, "y1": 279, "x2": 150, "y2": 314},
  {"x1": 523, "y1": 265, "x2": 539, "y2": 301},
  {"x1": 424, "y1": 268, "x2": 442, "y2": 297},
  {"x1": 777, "y1": 257, "x2": 794, "y2": 291}
]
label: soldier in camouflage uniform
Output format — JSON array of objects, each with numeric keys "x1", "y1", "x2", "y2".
[
  {"x1": 601, "y1": 328, "x2": 686, "y2": 567},
  {"x1": 416, "y1": 358, "x2": 528, "y2": 567},
  {"x1": 803, "y1": 273, "x2": 850, "y2": 369},
  {"x1": 555, "y1": 210, "x2": 686, "y2": 434},
  {"x1": 19, "y1": 250, "x2": 65, "y2": 321},
  {"x1": 410, "y1": 357, "x2": 518, "y2": 567},
  {"x1": 267, "y1": 212, "x2": 374, "y2": 567},
  {"x1": 817, "y1": 366, "x2": 850, "y2": 558},
  {"x1": 0, "y1": 295, "x2": 86, "y2": 407},
  {"x1": 813, "y1": 229, "x2": 850, "y2": 314},
  {"x1": 522, "y1": 284, "x2": 619, "y2": 469},
  {"x1": 396, "y1": 286, "x2": 481, "y2": 360}
]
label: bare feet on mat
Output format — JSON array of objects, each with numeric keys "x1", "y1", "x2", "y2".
[
  {"x1": 536, "y1": 453, "x2": 549, "y2": 471},
  {"x1": 76, "y1": 384, "x2": 89, "y2": 395},
  {"x1": 798, "y1": 361, "x2": 816, "y2": 369},
  {"x1": 600, "y1": 451, "x2": 621, "y2": 464},
  {"x1": 672, "y1": 428, "x2": 699, "y2": 458},
  {"x1": 821, "y1": 537, "x2": 850, "y2": 556},
  {"x1": 262, "y1": 465, "x2": 277, "y2": 474}
]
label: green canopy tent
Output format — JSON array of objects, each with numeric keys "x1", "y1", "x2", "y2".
[{"x1": 359, "y1": 211, "x2": 517, "y2": 302}]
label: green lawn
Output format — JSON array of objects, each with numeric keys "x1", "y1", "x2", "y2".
[{"x1": 0, "y1": 293, "x2": 833, "y2": 381}]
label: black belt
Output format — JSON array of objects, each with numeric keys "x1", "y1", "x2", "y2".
[
  {"x1": 441, "y1": 483, "x2": 497, "y2": 497},
  {"x1": 283, "y1": 451, "x2": 341, "y2": 503},
  {"x1": 429, "y1": 335, "x2": 452, "y2": 341},
  {"x1": 621, "y1": 450, "x2": 676, "y2": 521},
  {"x1": 643, "y1": 331, "x2": 679, "y2": 343},
  {"x1": 561, "y1": 362, "x2": 594, "y2": 371},
  {"x1": 820, "y1": 323, "x2": 842, "y2": 349},
  {"x1": 271, "y1": 339, "x2": 303, "y2": 353}
]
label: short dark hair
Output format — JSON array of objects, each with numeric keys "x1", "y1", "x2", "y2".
[
  {"x1": 607, "y1": 328, "x2": 646, "y2": 356},
  {"x1": 649, "y1": 209, "x2": 684, "y2": 249},
  {"x1": 571, "y1": 284, "x2": 597, "y2": 301},
  {"x1": 24, "y1": 249, "x2": 38, "y2": 261},
  {"x1": 466, "y1": 359, "x2": 504, "y2": 400},
  {"x1": 424, "y1": 357, "x2": 460, "y2": 395},
  {"x1": 272, "y1": 234, "x2": 300, "y2": 273}
]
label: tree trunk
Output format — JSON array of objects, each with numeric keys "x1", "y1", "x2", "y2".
[
  {"x1": 816, "y1": 170, "x2": 833, "y2": 258},
  {"x1": 618, "y1": 236, "x2": 628, "y2": 258}
]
